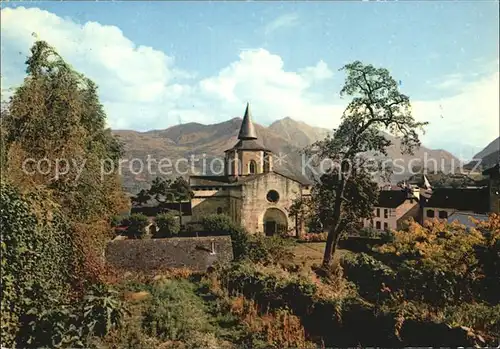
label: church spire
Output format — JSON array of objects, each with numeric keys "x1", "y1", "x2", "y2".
[{"x1": 238, "y1": 103, "x2": 258, "y2": 140}]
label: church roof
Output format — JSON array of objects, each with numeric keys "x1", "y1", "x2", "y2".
[
  {"x1": 190, "y1": 171, "x2": 311, "y2": 188},
  {"x1": 224, "y1": 139, "x2": 270, "y2": 152},
  {"x1": 237, "y1": 103, "x2": 258, "y2": 140}
]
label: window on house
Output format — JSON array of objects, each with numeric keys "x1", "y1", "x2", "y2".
[
  {"x1": 249, "y1": 160, "x2": 257, "y2": 174},
  {"x1": 376, "y1": 208, "x2": 380, "y2": 217},
  {"x1": 427, "y1": 209, "x2": 435, "y2": 218},
  {"x1": 384, "y1": 222, "x2": 388, "y2": 230},
  {"x1": 384, "y1": 209, "x2": 388, "y2": 219},
  {"x1": 216, "y1": 207, "x2": 222, "y2": 214},
  {"x1": 438, "y1": 210, "x2": 448, "y2": 219},
  {"x1": 376, "y1": 221, "x2": 381, "y2": 229}
]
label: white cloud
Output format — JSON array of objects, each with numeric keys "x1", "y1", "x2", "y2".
[
  {"x1": 1, "y1": 6, "x2": 498, "y2": 156},
  {"x1": 412, "y1": 70, "x2": 499, "y2": 158},
  {"x1": 264, "y1": 13, "x2": 299, "y2": 36}
]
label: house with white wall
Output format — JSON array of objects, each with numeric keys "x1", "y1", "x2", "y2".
[{"x1": 364, "y1": 188, "x2": 420, "y2": 231}]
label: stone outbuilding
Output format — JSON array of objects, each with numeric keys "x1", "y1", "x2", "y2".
[{"x1": 189, "y1": 103, "x2": 311, "y2": 236}]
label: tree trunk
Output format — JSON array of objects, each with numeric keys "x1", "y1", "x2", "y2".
[{"x1": 322, "y1": 177, "x2": 346, "y2": 267}]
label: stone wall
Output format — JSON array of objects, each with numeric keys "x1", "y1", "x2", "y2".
[
  {"x1": 191, "y1": 190, "x2": 230, "y2": 220},
  {"x1": 241, "y1": 172, "x2": 303, "y2": 234},
  {"x1": 105, "y1": 236, "x2": 233, "y2": 272}
]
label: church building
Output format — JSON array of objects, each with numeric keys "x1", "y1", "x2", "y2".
[{"x1": 189, "y1": 103, "x2": 311, "y2": 236}]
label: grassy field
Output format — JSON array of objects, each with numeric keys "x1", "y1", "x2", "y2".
[{"x1": 291, "y1": 242, "x2": 351, "y2": 267}]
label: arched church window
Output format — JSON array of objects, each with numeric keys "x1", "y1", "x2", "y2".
[
  {"x1": 249, "y1": 160, "x2": 257, "y2": 174},
  {"x1": 266, "y1": 190, "x2": 280, "y2": 203}
]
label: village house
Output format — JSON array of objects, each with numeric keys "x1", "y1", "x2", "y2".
[
  {"x1": 364, "y1": 187, "x2": 420, "y2": 231},
  {"x1": 423, "y1": 187, "x2": 490, "y2": 226},
  {"x1": 188, "y1": 103, "x2": 312, "y2": 236}
]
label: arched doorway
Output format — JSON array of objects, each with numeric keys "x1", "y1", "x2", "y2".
[{"x1": 262, "y1": 208, "x2": 287, "y2": 236}]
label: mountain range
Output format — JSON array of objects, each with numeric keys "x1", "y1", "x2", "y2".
[{"x1": 113, "y1": 117, "x2": 483, "y2": 194}]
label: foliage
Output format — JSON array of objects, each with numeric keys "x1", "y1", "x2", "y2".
[
  {"x1": 243, "y1": 235, "x2": 295, "y2": 265},
  {"x1": 24, "y1": 283, "x2": 125, "y2": 348},
  {"x1": 341, "y1": 253, "x2": 396, "y2": 302},
  {"x1": 132, "y1": 189, "x2": 151, "y2": 205},
  {"x1": 155, "y1": 211, "x2": 180, "y2": 237},
  {"x1": 110, "y1": 214, "x2": 123, "y2": 227},
  {"x1": 369, "y1": 219, "x2": 493, "y2": 306},
  {"x1": 307, "y1": 61, "x2": 427, "y2": 265},
  {"x1": 201, "y1": 213, "x2": 236, "y2": 233},
  {"x1": 199, "y1": 214, "x2": 294, "y2": 264},
  {"x1": 82, "y1": 283, "x2": 126, "y2": 338},
  {"x1": 1, "y1": 182, "x2": 74, "y2": 347},
  {"x1": 147, "y1": 176, "x2": 193, "y2": 226},
  {"x1": 126, "y1": 213, "x2": 150, "y2": 239},
  {"x1": 142, "y1": 279, "x2": 213, "y2": 341},
  {"x1": 2, "y1": 40, "x2": 129, "y2": 284},
  {"x1": 441, "y1": 303, "x2": 500, "y2": 337}
]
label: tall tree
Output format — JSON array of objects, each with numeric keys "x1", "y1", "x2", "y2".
[
  {"x1": 310, "y1": 61, "x2": 427, "y2": 266},
  {"x1": 2, "y1": 40, "x2": 129, "y2": 283},
  {"x1": 148, "y1": 176, "x2": 193, "y2": 227},
  {"x1": 169, "y1": 176, "x2": 194, "y2": 227}
]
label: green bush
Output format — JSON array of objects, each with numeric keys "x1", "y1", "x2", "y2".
[
  {"x1": 110, "y1": 214, "x2": 123, "y2": 227},
  {"x1": 220, "y1": 261, "x2": 317, "y2": 313},
  {"x1": 142, "y1": 279, "x2": 212, "y2": 341},
  {"x1": 245, "y1": 235, "x2": 294, "y2": 265},
  {"x1": 82, "y1": 283, "x2": 126, "y2": 337},
  {"x1": 126, "y1": 213, "x2": 150, "y2": 239},
  {"x1": 200, "y1": 214, "x2": 235, "y2": 233},
  {"x1": 442, "y1": 303, "x2": 500, "y2": 336},
  {"x1": 155, "y1": 212, "x2": 180, "y2": 238},
  {"x1": 23, "y1": 283, "x2": 125, "y2": 348},
  {"x1": 341, "y1": 253, "x2": 396, "y2": 301},
  {"x1": 1, "y1": 183, "x2": 75, "y2": 347}
]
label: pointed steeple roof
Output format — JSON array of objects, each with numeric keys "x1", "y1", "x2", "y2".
[{"x1": 238, "y1": 103, "x2": 258, "y2": 140}]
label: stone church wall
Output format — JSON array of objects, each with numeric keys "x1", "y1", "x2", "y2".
[{"x1": 240, "y1": 173, "x2": 303, "y2": 234}]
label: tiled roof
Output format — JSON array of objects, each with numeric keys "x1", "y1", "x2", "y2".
[{"x1": 426, "y1": 187, "x2": 489, "y2": 213}]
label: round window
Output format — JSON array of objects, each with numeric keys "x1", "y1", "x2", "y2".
[{"x1": 266, "y1": 190, "x2": 280, "y2": 203}]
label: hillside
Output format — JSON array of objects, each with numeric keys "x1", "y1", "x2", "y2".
[
  {"x1": 113, "y1": 117, "x2": 461, "y2": 193},
  {"x1": 470, "y1": 137, "x2": 499, "y2": 169}
]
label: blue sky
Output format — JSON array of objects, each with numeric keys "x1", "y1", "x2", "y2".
[{"x1": 1, "y1": 1, "x2": 499, "y2": 158}]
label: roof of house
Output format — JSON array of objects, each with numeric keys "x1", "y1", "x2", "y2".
[
  {"x1": 375, "y1": 189, "x2": 415, "y2": 208},
  {"x1": 426, "y1": 187, "x2": 489, "y2": 213}
]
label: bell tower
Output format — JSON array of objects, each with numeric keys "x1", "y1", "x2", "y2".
[{"x1": 224, "y1": 103, "x2": 273, "y2": 176}]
